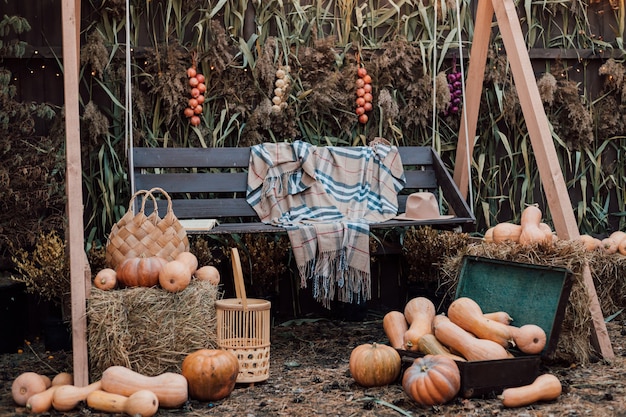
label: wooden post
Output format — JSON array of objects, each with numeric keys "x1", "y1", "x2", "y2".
[
  {"x1": 453, "y1": 0, "x2": 614, "y2": 360},
  {"x1": 61, "y1": 0, "x2": 89, "y2": 386}
]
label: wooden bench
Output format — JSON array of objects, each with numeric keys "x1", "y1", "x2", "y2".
[{"x1": 131, "y1": 146, "x2": 475, "y2": 234}]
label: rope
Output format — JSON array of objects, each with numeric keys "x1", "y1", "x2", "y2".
[
  {"x1": 455, "y1": 0, "x2": 474, "y2": 215},
  {"x1": 431, "y1": 0, "x2": 439, "y2": 150},
  {"x1": 125, "y1": 0, "x2": 136, "y2": 207}
]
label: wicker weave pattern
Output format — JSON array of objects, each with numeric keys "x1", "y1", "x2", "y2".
[{"x1": 106, "y1": 188, "x2": 189, "y2": 268}]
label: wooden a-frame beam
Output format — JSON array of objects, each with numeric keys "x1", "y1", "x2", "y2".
[{"x1": 452, "y1": 0, "x2": 614, "y2": 360}]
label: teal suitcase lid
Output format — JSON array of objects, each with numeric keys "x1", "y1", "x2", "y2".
[{"x1": 455, "y1": 255, "x2": 574, "y2": 356}]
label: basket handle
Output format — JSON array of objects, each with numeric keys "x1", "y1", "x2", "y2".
[{"x1": 231, "y1": 248, "x2": 248, "y2": 310}]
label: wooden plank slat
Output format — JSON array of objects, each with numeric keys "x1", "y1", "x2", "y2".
[
  {"x1": 136, "y1": 172, "x2": 249, "y2": 193},
  {"x1": 134, "y1": 147, "x2": 251, "y2": 168},
  {"x1": 134, "y1": 146, "x2": 435, "y2": 169},
  {"x1": 137, "y1": 170, "x2": 440, "y2": 194}
]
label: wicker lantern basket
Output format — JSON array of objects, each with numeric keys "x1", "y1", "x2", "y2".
[{"x1": 215, "y1": 248, "x2": 271, "y2": 383}]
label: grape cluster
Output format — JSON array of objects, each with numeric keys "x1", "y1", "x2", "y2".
[
  {"x1": 271, "y1": 66, "x2": 291, "y2": 114},
  {"x1": 355, "y1": 67, "x2": 373, "y2": 124},
  {"x1": 184, "y1": 66, "x2": 207, "y2": 126},
  {"x1": 446, "y1": 69, "x2": 463, "y2": 116}
]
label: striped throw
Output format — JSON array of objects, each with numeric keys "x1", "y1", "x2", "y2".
[{"x1": 247, "y1": 139, "x2": 405, "y2": 308}]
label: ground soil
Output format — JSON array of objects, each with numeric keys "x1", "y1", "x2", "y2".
[{"x1": 1, "y1": 313, "x2": 625, "y2": 417}]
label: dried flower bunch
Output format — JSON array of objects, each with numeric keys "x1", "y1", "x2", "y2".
[{"x1": 11, "y1": 231, "x2": 70, "y2": 311}]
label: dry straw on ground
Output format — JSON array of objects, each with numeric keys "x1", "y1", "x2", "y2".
[{"x1": 87, "y1": 279, "x2": 219, "y2": 379}]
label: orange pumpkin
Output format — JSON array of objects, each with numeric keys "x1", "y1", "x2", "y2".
[
  {"x1": 175, "y1": 252, "x2": 198, "y2": 275},
  {"x1": 159, "y1": 260, "x2": 192, "y2": 292},
  {"x1": 402, "y1": 354, "x2": 461, "y2": 406},
  {"x1": 349, "y1": 343, "x2": 401, "y2": 387},
  {"x1": 116, "y1": 256, "x2": 167, "y2": 287},
  {"x1": 93, "y1": 268, "x2": 117, "y2": 290},
  {"x1": 195, "y1": 265, "x2": 220, "y2": 285},
  {"x1": 181, "y1": 349, "x2": 239, "y2": 401}
]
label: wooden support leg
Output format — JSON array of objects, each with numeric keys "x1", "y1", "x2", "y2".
[{"x1": 582, "y1": 263, "x2": 615, "y2": 361}]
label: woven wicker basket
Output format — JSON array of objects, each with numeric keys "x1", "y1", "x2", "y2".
[
  {"x1": 215, "y1": 248, "x2": 271, "y2": 383},
  {"x1": 105, "y1": 187, "x2": 189, "y2": 269}
]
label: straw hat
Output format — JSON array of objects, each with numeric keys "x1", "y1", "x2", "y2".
[{"x1": 395, "y1": 192, "x2": 454, "y2": 220}]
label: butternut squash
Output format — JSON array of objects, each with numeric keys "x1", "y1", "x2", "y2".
[
  {"x1": 609, "y1": 230, "x2": 626, "y2": 243},
  {"x1": 403, "y1": 297, "x2": 436, "y2": 351},
  {"x1": 491, "y1": 223, "x2": 522, "y2": 243},
  {"x1": 447, "y1": 297, "x2": 514, "y2": 348},
  {"x1": 52, "y1": 380, "x2": 102, "y2": 412},
  {"x1": 500, "y1": 373, "x2": 562, "y2": 407},
  {"x1": 100, "y1": 366, "x2": 187, "y2": 408},
  {"x1": 539, "y1": 222, "x2": 554, "y2": 242},
  {"x1": 416, "y1": 333, "x2": 466, "y2": 361},
  {"x1": 432, "y1": 315, "x2": 510, "y2": 361},
  {"x1": 601, "y1": 237, "x2": 619, "y2": 254},
  {"x1": 26, "y1": 386, "x2": 58, "y2": 413},
  {"x1": 519, "y1": 205, "x2": 547, "y2": 245},
  {"x1": 11, "y1": 372, "x2": 49, "y2": 406},
  {"x1": 578, "y1": 234, "x2": 600, "y2": 251},
  {"x1": 509, "y1": 324, "x2": 547, "y2": 354},
  {"x1": 483, "y1": 311, "x2": 513, "y2": 325},
  {"x1": 41, "y1": 375, "x2": 52, "y2": 389},
  {"x1": 51, "y1": 372, "x2": 73, "y2": 386},
  {"x1": 382, "y1": 311, "x2": 408, "y2": 349},
  {"x1": 86, "y1": 389, "x2": 159, "y2": 417},
  {"x1": 519, "y1": 224, "x2": 548, "y2": 245},
  {"x1": 619, "y1": 238, "x2": 626, "y2": 256},
  {"x1": 483, "y1": 227, "x2": 494, "y2": 242},
  {"x1": 520, "y1": 204, "x2": 542, "y2": 227}
]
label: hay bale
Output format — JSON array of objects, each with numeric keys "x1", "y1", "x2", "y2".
[
  {"x1": 590, "y1": 251, "x2": 626, "y2": 315},
  {"x1": 87, "y1": 279, "x2": 219, "y2": 379},
  {"x1": 440, "y1": 239, "x2": 596, "y2": 365}
]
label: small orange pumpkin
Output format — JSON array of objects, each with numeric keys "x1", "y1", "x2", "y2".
[
  {"x1": 181, "y1": 349, "x2": 239, "y2": 401},
  {"x1": 93, "y1": 268, "x2": 117, "y2": 290},
  {"x1": 175, "y1": 252, "x2": 198, "y2": 275},
  {"x1": 159, "y1": 260, "x2": 192, "y2": 292},
  {"x1": 349, "y1": 343, "x2": 401, "y2": 387},
  {"x1": 402, "y1": 354, "x2": 461, "y2": 406},
  {"x1": 195, "y1": 265, "x2": 220, "y2": 285},
  {"x1": 116, "y1": 256, "x2": 168, "y2": 287}
]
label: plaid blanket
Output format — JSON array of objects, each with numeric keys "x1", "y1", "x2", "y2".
[{"x1": 246, "y1": 139, "x2": 405, "y2": 308}]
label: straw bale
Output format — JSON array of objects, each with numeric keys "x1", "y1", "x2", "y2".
[
  {"x1": 440, "y1": 239, "x2": 596, "y2": 365},
  {"x1": 590, "y1": 251, "x2": 626, "y2": 315},
  {"x1": 87, "y1": 279, "x2": 219, "y2": 379}
]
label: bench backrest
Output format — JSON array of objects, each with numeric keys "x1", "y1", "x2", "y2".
[{"x1": 132, "y1": 146, "x2": 474, "y2": 229}]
